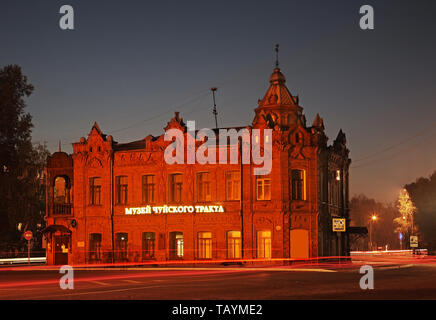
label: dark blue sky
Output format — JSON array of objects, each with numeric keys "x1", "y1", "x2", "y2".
[{"x1": 1, "y1": 0, "x2": 436, "y2": 202}]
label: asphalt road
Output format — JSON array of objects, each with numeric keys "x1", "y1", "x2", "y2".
[{"x1": 0, "y1": 256, "x2": 435, "y2": 300}]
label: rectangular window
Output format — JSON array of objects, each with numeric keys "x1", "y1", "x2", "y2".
[
  {"x1": 142, "y1": 175, "x2": 155, "y2": 203},
  {"x1": 291, "y1": 169, "x2": 305, "y2": 200},
  {"x1": 89, "y1": 177, "x2": 102, "y2": 205},
  {"x1": 257, "y1": 230, "x2": 272, "y2": 259},
  {"x1": 142, "y1": 232, "x2": 155, "y2": 259},
  {"x1": 169, "y1": 173, "x2": 183, "y2": 203},
  {"x1": 197, "y1": 172, "x2": 211, "y2": 202},
  {"x1": 115, "y1": 233, "x2": 128, "y2": 262},
  {"x1": 89, "y1": 233, "x2": 102, "y2": 262},
  {"x1": 226, "y1": 171, "x2": 241, "y2": 201},
  {"x1": 198, "y1": 232, "x2": 212, "y2": 259},
  {"x1": 116, "y1": 176, "x2": 128, "y2": 205},
  {"x1": 256, "y1": 177, "x2": 271, "y2": 200},
  {"x1": 227, "y1": 231, "x2": 241, "y2": 259}
]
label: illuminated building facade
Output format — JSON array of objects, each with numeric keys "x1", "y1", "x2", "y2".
[{"x1": 44, "y1": 65, "x2": 351, "y2": 265}]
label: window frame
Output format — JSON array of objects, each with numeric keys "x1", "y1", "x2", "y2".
[
  {"x1": 256, "y1": 230, "x2": 272, "y2": 259},
  {"x1": 291, "y1": 169, "x2": 306, "y2": 201},
  {"x1": 142, "y1": 174, "x2": 156, "y2": 204},
  {"x1": 197, "y1": 231, "x2": 213, "y2": 260},
  {"x1": 196, "y1": 172, "x2": 211, "y2": 202},
  {"x1": 89, "y1": 177, "x2": 102, "y2": 206},
  {"x1": 225, "y1": 171, "x2": 241, "y2": 201},
  {"x1": 142, "y1": 232, "x2": 156, "y2": 260},
  {"x1": 227, "y1": 230, "x2": 242, "y2": 259},
  {"x1": 115, "y1": 175, "x2": 128, "y2": 205},
  {"x1": 169, "y1": 173, "x2": 183, "y2": 203},
  {"x1": 256, "y1": 176, "x2": 271, "y2": 201}
]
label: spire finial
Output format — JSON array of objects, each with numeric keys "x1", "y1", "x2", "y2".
[
  {"x1": 58, "y1": 140, "x2": 62, "y2": 152},
  {"x1": 275, "y1": 44, "x2": 279, "y2": 68},
  {"x1": 211, "y1": 87, "x2": 218, "y2": 129}
]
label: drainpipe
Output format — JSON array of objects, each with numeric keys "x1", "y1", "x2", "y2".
[
  {"x1": 239, "y1": 137, "x2": 244, "y2": 259},
  {"x1": 110, "y1": 151, "x2": 115, "y2": 264}
]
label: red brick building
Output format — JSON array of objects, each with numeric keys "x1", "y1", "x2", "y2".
[{"x1": 44, "y1": 65, "x2": 351, "y2": 265}]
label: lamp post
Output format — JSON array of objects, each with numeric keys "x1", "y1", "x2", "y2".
[{"x1": 369, "y1": 214, "x2": 377, "y2": 251}]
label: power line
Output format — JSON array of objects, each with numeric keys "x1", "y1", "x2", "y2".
[
  {"x1": 351, "y1": 128, "x2": 436, "y2": 169},
  {"x1": 353, "y1": 120, "x2": 436, "y2": 163}
]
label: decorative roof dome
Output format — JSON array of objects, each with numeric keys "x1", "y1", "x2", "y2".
[{"x1": 269, "y1": 67, "x2": 286, "y2": 84}]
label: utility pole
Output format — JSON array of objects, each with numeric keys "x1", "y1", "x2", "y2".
[{"x1": 211, "y1": 87, "x2": 218, "y2": 129}]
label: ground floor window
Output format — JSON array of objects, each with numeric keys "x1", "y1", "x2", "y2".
[
  {"x1": 115, "y1": 233, "x2": 128, "y2": 261},
  {"x1": 169, "y1": 232, "x2": 184, "y2": 259},
  {"x1": 257, "y1": 230, "x2": 272, "y2": 259},
  {"x1": 198, "y1": 232, "x2": 212, "y2": 259},
  {"x1": 227, "y1": 231, "x2": 241, "y2": 259},
  {"x1": 89, "y1": 233, "x2": 102, "y2": 262},
  {"x1": 142, "y1": 232, "x2": 155, "y2": 259}
]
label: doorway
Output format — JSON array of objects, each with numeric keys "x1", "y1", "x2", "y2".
[
  {"x1": 290, "y1": 229, "x2": 309, "y2": 259},
  {"x1": 54, "y1": 235, "x2": 70, "y2": 265}
]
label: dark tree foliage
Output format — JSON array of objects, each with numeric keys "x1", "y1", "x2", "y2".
[
  {"x1": 349, "y1": 194, "x2": 399, "y2": 250},
  {"x1": 405, "y1": 172, "x2": 436, "y2": 253},
  {"x1": 0, "y1": 65, "x2": 49, "y2": 252}
]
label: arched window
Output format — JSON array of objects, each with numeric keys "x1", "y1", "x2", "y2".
[
  {"x1": 295, "y1": 132, "x2": 303, "y2": 144},
  {"x1": 53, "y1": 176, "x2": 71, "y2": 215},
  {"x1": 291, "y1": 169, "x2": 306, "y2": 201},
  {"x1": 54, "y1": 176, "x2": 70, "y2": 204}
]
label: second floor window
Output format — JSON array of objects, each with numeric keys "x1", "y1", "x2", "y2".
[
  {"x1": 256, "y1": 177, "x2": 271, "y2": 200},
  {"x1": 142, "y1": 175, "x2": 155, "y2": 203},
  {"x1": 291, "y1": 169, "x2": 305, "y2": 201},
  {"x1": 169, "y1": 173, "x2": 183, "y2": 203},
  {"x1": 226, "y1": 171, "x2": 240, "y2": 201},
  {"x1": 197, "y1": 172, "x2": 211, "y2": 202},
  {"x1": 116, "y1": 176, "x2": 128, "y2": 205},
  {"x1": 89, "y1": 177, "x2": 102, "y2": 205}
]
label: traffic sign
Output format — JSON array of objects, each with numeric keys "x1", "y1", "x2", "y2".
[
  {"x1": 410, "y1": 236, "x2": 418, "y2": 248},
  {"x1": 332, "y1": 218, "x2": 346, "y2": 232},
  {"x1": 24, "y1": 231, "x2": 33, "y2": 241}
]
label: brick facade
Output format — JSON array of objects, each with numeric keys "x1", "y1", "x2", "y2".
[{"x1": 44, "y1": 66, "x2": 351, "y2": 265}]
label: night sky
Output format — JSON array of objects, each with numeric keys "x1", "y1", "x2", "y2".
[{"x1": 1, "y1": 0, "x2": 435, "y2": 203}]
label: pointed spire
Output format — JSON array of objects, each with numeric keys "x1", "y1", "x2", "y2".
[
  {"x1": 58, "y1": 140, "x2": 62, "y2": 152},
  {"x1": 334, "y1": 129, "x2": 347, "y2": 147},
  {"x1": 92, "y1": 121, "x2": 102, "y2": 134}
]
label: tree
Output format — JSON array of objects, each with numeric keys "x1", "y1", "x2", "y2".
[
  {"x1": 405, "y1": 172, "x2": 436, "y2": 253},
  {"x1": 349, "y1": 194, "x2": 399, "y2": 250},
  {"x1": 0, "y1": 65, "x2": 49, "y2": 250},
  {"x1": 394, "y1": 189, "x2": 416, "y2": 248}
]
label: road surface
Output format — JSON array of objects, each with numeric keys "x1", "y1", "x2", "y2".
[{"x1": 0, "y1": 254, "x2": 434, "y2": 300}]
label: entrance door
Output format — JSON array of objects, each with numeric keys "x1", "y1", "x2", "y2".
[
  {"x1": 54, "y1": 235, "x2": 70, "y2": 265},
  {"x1": 290, "y1": 229, "x2": 309, "y2": 259},
  {"x1": 169, "y1": 232, "x2": 183, "y2": 260}
]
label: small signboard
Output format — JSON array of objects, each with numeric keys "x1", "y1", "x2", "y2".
[
  {"x1": 24, "y1": 231, "x2": 33, "y2": 241},
  {"x1": 332, "y1": 218, "x2": 346, "y2": 232},
  {"x1": 410, "y1": 236, "x2": 418, "y2": 248}
]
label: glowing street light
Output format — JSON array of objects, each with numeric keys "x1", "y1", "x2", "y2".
[{"x1": 369, "y1": 214, "x2": 378, "y2": 250}]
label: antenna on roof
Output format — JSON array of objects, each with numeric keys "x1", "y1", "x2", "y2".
[
  {"x1": 275, "y1": 44, "x2": 279, "y2": 68},
  {"x1": 211, "y1": 87, "x2": 218, "y2": 129}
]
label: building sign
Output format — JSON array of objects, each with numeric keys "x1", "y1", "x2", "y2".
[
  {"x1": 125, "y1": 205, "x2": 225, "y2": 215},
  {"x1": 410, "y1": 236, "x2": 418, "y2": 248},
  {"x1": 332, "y1": 218, "x2": 346, "y2": 232}
]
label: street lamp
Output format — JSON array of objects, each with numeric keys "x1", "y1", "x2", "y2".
[{"x1": 369, "y1": 214, "x2": 377, "y2": 251}]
